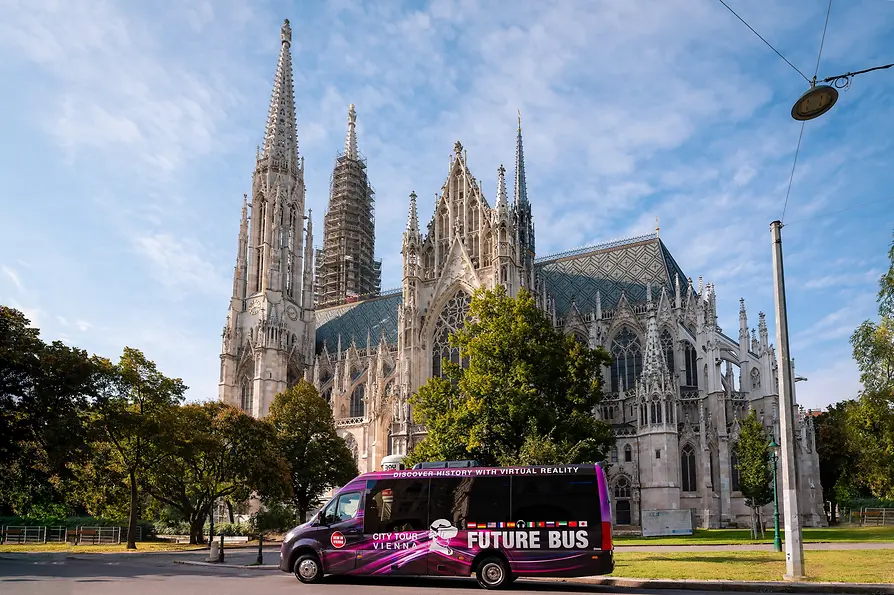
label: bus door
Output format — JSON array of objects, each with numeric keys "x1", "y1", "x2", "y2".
[
  {"x1": 317, "y1": 491, "x2": 364, "y2": 574},
  {"x1": 359, "y1": 478, "x2": 429, "y2": 575}
]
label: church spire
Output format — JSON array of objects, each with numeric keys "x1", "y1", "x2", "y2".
[
  {"x1": 496, "y1": 164, "x2": 508, "y2": 209},
  {"x1": 345, "y1": 104, "x2": 358, "y2": 160},
  {"x1": 405, "y1": 191, "x2": 420, "y2": 239},
  {"x1": 514, "y1": 110, "x2": 528, "y2": 208},
  {"x1": 262, "y1": 19, "x2": 299, "y2": 165}
]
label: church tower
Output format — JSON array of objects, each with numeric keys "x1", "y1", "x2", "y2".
[
  {"x1": 218, "y1": 19, "x2": 315, "y2": 418},
  {"x1": 315, "y1": 104, "x2": 381, "y2": 308}
]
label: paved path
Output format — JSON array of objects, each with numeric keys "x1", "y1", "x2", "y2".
[
  {"x1": 0, "y1": 552, "x2": 871, "y2": 595},
  {"x1": 615, "y1": 541, "x2": 894, "y2": 552}
]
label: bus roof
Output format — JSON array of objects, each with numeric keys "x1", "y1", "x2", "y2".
[{"x1": 354, "y1": 463, "x2": 604, "y2": 481}]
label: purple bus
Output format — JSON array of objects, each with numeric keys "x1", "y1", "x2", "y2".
[{"x1": 279, "y1": 462, "x2": 614, "y2": 589}]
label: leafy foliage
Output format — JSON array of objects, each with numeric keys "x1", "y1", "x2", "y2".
[
  {"x1": 266, "y1": 380, "x2": 358, "y2": 523},
  {"x1": 846, "y1": 232, "x2": 894, "y2": 500},
  {"x1": 733, "y1": 411, "x2": 773, "y2": 536},
  {"x1": 141, "y1": 401, "x2": 289, "y2": 544},
  {"x1": 90, "y1": 348, "x2": 186, "y2": 548},
  {"x1": 406, "y1": 286, "x2": 614, "y2": 467},
  {"x1": 0, "y1": 307, "x2": 95, "y2": 518}
]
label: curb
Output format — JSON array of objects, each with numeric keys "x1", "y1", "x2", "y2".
[
  {"x1": 174, "y1": 560, "x2": 278, "y2": 570},
  {"x1": 530, "y1": 576, "x2": 894, "y2": 594}
]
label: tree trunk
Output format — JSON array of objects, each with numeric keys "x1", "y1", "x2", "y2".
[
  {"x1": 226, "y1": 500, "x2": 235, "y2": 523},
  {"x1": 189, "y1": 514, "x2": 206, "y2": 545},
  {"x1": 750, "y1": 507, "x2": 757, "y2": 539},
  {"x1": 127, "y1": 469, "x2": 138, "y2": 550}
]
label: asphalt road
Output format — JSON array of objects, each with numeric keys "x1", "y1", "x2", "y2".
[{"x1": 0, "y1": 549, "x2": 842, "y2": 595}]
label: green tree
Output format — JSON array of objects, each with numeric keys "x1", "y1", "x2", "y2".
[
  {"x1": 814, "y1": 401, "x2": 861, "y2": 523},
  {"x1": 733, "y1": 411, "x2": 774, "y2": 538},
  {"x1": 406, "y1": 286, "x2": 614, "y2": 467},
  {"x1": 91, "y1": 348, "x2": 186, "y2": 549},
  {"x1": 266, "y1": 381, "x2": 358, "y2": 523},
  {"x1": 0, "y1": 307, "x2": 96, "y2": 518},
  {"x1": 848, "y1": 231, "x2": 894, "y2": 500},
  {"x1": 142, "y1": 401, "x2": 289, "y2": 544}
]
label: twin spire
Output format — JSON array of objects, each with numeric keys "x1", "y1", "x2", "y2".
[
  {"x1": 404, "y1": 114, "x2": 530, "y2": 234},
  {"x1": 345, "y1": 104, "x2": 358, "y2": 160},
  {"x1": 262, "y1": 19, "x2": 299, "y2": 165}
]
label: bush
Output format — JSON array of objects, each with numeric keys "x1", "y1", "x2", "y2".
[
  {"x1": 212, "y1": 522, "x2": 252, "y2": 536},
  {"x1": 252, "y1": 501, "x2": 300, "y2": 532}
]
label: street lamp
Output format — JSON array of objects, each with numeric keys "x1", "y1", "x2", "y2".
[
  {"x1": 791, "y1": 83, "x2": 838, "y2": 121},
  {"x1": 790, "y1": 63, "x2": 894, "y2": 121},
  {"x1": 768, "y1": 439, "x2": 782, "y2": 553},
  {"x1": 770, "y1": 221, "x2": 806, "y2": 579}
]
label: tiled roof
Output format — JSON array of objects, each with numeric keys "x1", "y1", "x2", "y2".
[
  {"x1": 534, "y1": 235, "x2": 689, "y2": 319},
  {"x1": 313, "y1": 235, "x2": 691, "y2": 354},
  {"x1": 314, "y1": 290, "x2": 402, "y2": 354}
]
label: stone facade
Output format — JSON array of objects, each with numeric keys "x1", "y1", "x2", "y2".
[
  {"x1": 220, "y1": 19, "x2": 827, "y2": 529},
  {"x1": 218, "y1": 20, "x2": 315, "y2": 418}
]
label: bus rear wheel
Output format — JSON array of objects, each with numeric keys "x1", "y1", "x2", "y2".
[
  {"x1": 293, "y1": 553, "x2": 323, "y2": 584},
  {"x1": 475, "y1": 556, "x2": 509, "y2": 590}
]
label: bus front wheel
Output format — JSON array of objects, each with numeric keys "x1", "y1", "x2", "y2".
[
  {"x1": 475, "y1": 556, "x2": 509, "y2": 590},
  {"x1": 293, "y1": 553, "x2": 323, "y2": 584}
]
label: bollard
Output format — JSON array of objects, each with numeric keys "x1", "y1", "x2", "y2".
[
  {"x1": 207, "y1": 540, "x2": 219, "y2": 563},
  {"x1": 256, "y1": 533, "x2": 264, "y2": 565},
  {"x1": 219, "y1": 533, "x2": 225, "y2": 563}
]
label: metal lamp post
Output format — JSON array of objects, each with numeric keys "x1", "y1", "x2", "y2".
[{"x1": 769, "y1": 439, "x2": 782, "y2": 552}]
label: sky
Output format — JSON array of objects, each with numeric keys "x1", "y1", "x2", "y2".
[{"x1": 0, "y1": 0, "x2": 892, "y2": 411}]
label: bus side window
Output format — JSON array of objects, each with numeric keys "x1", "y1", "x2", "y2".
[
  {"x1": 428, "y1": 477, "x2": 510, "y2": 529},
  {"x1": 511, "y1": 475, "x2": 600, "y2": 525},
  {"x1": 364, "y1": 479, "x2": 429, "y2": 534}
]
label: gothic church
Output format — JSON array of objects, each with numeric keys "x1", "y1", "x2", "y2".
[{"x1": 219, "y1": 20, "x2": 826, "y2": 529}]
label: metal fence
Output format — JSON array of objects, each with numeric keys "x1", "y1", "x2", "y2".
[
  {"x1": 1, "y1": 525, "x2": 144, "y2": 544},
  {"x1": 75, "y1": 526, "x2": 121, "y2": 545},
  {"x1": 860, "y1": 508, "x2": 894, "y2": 526}
]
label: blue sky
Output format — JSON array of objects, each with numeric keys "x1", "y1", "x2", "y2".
[{"x1": 1, "y1": 0, "x2": 892, "y2": 410}]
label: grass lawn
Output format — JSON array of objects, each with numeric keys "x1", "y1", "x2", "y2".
[
  {"x1": 0, "y1": 542, "x2": 206, "y2": 554},
  {"x1": 615, "y1": 526, "x2": 894, "y2": 546},
  {"x1": 614, "y1": 549, "x2": 894, "y2": 583}
]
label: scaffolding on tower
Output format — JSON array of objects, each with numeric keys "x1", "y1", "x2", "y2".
[{"x1": 315, "y1": 146, "x2": 382, "y2": 309}]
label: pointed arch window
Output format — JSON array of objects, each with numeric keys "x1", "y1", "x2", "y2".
[
  {"x1": 350, "y1": 384, "x2": 365, "y2": 418},
  {"x1": 683, "y1": 341, "x2": 698, "y2": 388},
  {"x1": 240, "y1": 379, "x2": 253, "y2": 414},
  {"x1": 613, "y1": 476, "x2": 631, "y2": 499},
  {"x1": 650, "y1": 395, "x2": 663, "y2": 424},
  {"x1": 431, "y1": 291, "x2": 472, "y2": 378},
  {"x1": 624, "y1": 444, "x2": 633, "y2": 463},
  {"x1": 730, "y1": 449, "x2": 741, "y2": 491},
  {"x1": 659, "y1": 329, "x2": 675, "y2": 375},
  {"x1": 611, "y1": 446, "x2": 619, "y2": 463},
  {"x1": 610, "y1": 327, "x2": 643, "y2": 393},
  {"x1": 681, "y1": 444, "x2": 697, "y2": 492}
]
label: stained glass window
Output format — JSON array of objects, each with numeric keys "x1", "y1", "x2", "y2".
[
  {"x1": 660, "y1": 329, "x2": 675, "y2": 374},
  {"x1": 350, "y1": 384, "x2": 365, "y2": 417},
  {"x1": 431, "y1": 291, "x2": 471, "y2": 378},
  {"x1": 610, "y1": 327, "x2": 642, "y2": 393},
  {"x1": 681, "y1": 444, "x2": 697, "y2": 492}
]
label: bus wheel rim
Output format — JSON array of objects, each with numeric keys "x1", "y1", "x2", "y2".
[
  {"x1": 298, "y1": 559, "x2": 318, "y2": 580},
  {"x1": 484, "y1": 562, "x2": 503, "y2": 584}
]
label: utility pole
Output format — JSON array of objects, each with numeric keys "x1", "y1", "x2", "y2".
[{"x1": 770, "y1": 220, "x2": 805, "y2": 579}]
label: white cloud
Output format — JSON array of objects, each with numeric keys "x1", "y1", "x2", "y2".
[
  {"x1": 133, "y1": 233, "x2": 228, "y2": 298},
  {"x1": 1, "y1": 265, "x2": 24, "y2": 293}
]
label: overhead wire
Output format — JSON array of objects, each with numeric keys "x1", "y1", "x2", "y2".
[
  {"x1": 780, "y1": 0, "x2": 834, "y2": 223},
  {"x1": 782, "y1": 196, "x2": 894, "y2": 227},
  {"x1": 714, "y1": 0, "x2": 811, "y2": 82}
]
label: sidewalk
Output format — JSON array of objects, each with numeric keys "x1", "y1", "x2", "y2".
[
  {"x1": 534, "y1": 576, "x2": 894, "y2": 594},
  {"x1": 615, "y1": 541, "x2": 894, "y2": 552},
  {"x1": 173, "y1": 560, "x2": 894, "y2": 595}
]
